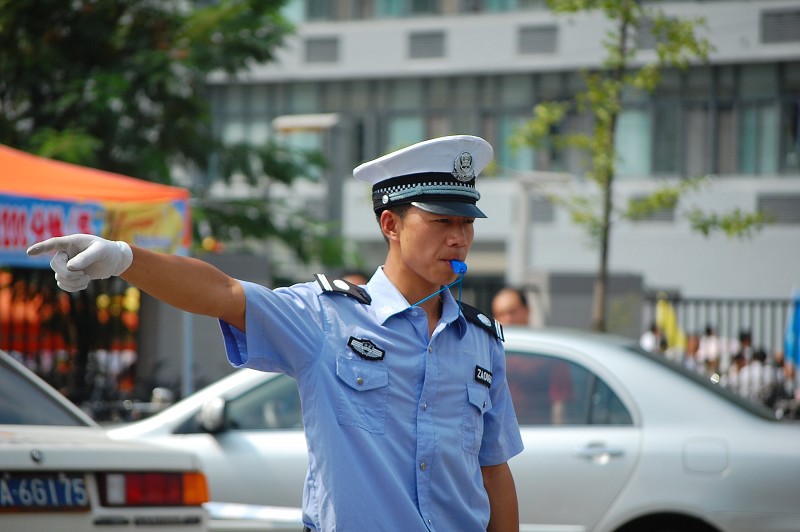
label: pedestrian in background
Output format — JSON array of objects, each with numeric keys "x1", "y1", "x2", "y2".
[
  {"x1": 491, "y1": 286, "x2": 530, "y2": 326},
  {"x1": 639, "y1": 321, "x2": 663, "y2": 353}
]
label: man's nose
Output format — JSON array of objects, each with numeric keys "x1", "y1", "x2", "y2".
[{"x1": 448, "y1": 222, "x2": 468, "y2": 245}]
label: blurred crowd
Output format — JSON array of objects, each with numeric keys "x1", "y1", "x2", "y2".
[
  {"x1": 490, "y1": 285, "x2": 799, "y2": 420},
  {"x1": 640, "y1": 322, "x2": 798, "y2": 417}
]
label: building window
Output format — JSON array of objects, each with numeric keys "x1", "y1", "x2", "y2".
[
  {"x1": 684, "y1": 104, "x2": 711, "y2": 178},
  {"x1": 760, "y1": 8, "x2": 800, "y2": 44},
  {"x1": 411, "y1": 0, "x2": 439, "y2": 15},
  {"x1": 636, "y1": 17, "x2": 657, "y2": 50},
  {"x1": 409, "y1": 31, "x2": 446, "y2": 58},
  {"x1": 501, "y1": 74, "x2": 534, "y2": 107},
  {"x1": 498, "y1": 113, "x2": 535, "y2": 172},
  {"x1": 615, "y1": 108, "x2": 651, "y2": 177},
  {"x1": 530, "y1": 194, "x2": 555, "y2": 223},
  {"x1": 627, "y1": 195, "x2": 675, "y2": 222},
  {"x1": 288, "y1": 83, "x2": 320, "y2": 114},
  {"x1": 376, "y1": 0, "x2": 405, "y2": 17},
  {"x1": 460, "y1": 0, "x2": 533, "y2": 13},
  {"x1": 428, "y1": 112, "x2": 451, "y2": 138},
  {"x1": 779, "y1": 62, "x2": 800, "y2": 172},
  {"x1": 757, "y1": 194, "x2": 800, "y2": 224},
  {"x1": 305, "y1": 37, "x2": 339, "y2": 63},
  {"x1": 715, "y1": 103, "x2": 737, "y2": 175},
  {"x1": 739, "y1": 102, "x2": 779, "y2": 175},
  {"x1": 387, "y1": 115, "x2": 425, "y2": 151},
  {"x1": 518, "y1": 25, "x2": 558, "y2": 55},
  {"x1": 453, "y1": 76, "x2": 480, "y2": 108},
  {"x1": 376, "y1": 0, "x2": 439, "y2": 17},
  {"x1": 390, "y1": 79, "x2": 424, "y2": 110},
  {"x1": 652, "y1": 100, "x2": 680, "y2": 175},
  {"x1": 306, "y1": 0, "x2": 332, "y2": 20},
  {"x1": 780, "y1": 99, "x2": 800, "y2": 172}
]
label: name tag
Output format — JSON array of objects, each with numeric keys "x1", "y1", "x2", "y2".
[{"x1": 474, "y1": 365, "x2": 492, "y2": 388}]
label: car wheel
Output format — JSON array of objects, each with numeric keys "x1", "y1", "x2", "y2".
[{"x1": 618, "y1": 515, "x2": 717, "y2": 532}]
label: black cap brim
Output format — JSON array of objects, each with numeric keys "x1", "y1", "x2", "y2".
[{"x1": 411, "y1": 201, "x2": 487, "y2": 218}]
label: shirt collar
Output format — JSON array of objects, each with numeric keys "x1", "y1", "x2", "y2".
[{"x1": 366, "y1": 267, "x2": 468, "y2": 336}]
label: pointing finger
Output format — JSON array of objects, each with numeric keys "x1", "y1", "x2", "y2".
[{"x1": 27, "y1": 236, "x2": 71, "y2": 257}]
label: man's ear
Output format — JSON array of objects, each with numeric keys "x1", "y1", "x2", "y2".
[{"x1": 379, "y1": 209, "x2": 400, "y2": 243}]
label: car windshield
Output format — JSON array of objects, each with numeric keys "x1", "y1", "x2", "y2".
[
  {"x1": 631, "y1": 346, "x2": 781, "y2": 421},
  {"x1": 505, "y1": 338, "x2": 783, "y2": 426},
  {"x1": 0, "y1": 355, "x2": 89, "y2": 426}
]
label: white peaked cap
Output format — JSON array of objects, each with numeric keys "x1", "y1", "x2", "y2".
[{"x1": 353, "y1": 135, "x2": 493, "y2": 218}]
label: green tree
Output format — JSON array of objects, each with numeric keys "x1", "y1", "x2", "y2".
[
  {"x1": 0, "y1": 0, "x2": 352, "y2": 273},
  {"x1": 512, "y1": 0, "x2": 768, "y2": 332}
]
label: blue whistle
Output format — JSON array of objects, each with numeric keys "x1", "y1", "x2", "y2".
[{"x1": 449, "y1": 260, "x2": 468, "y2": 275}]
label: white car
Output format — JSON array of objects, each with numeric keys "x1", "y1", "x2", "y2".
[
  {"x1": 109, "y1": 327, "x2": 800, "y2": 532},
  {"x1": 0, "y1": 350, "x2": 209, "y2": 532}
]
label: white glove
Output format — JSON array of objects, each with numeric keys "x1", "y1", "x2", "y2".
[{"x1": 27, "y1": 234, "x2": 133, "y2": 292}]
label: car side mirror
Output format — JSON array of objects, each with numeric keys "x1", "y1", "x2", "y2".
[{"x1": 198, "y1": 397, "x2": 226, "y2": 433}]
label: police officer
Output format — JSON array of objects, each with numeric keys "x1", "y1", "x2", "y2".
[{"x1": 28, "y1": 135, "x2": 524, "y2": 531}]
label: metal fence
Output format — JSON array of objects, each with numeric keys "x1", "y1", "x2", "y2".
[
  {"x1": 641, "y1": 295, "x2": 792, "y2": 358},
  {"x1": 463, "y1": 279, "x2": 793, "y2": 361}
]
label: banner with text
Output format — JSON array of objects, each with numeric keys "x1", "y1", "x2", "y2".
[{"x1": 0, "y1": 193, "x2": 189, "y2": 267}]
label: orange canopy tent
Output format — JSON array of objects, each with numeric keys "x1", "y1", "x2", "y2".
[{"x1": 0, "y1": 145, "x2": 191, "y2": 267}]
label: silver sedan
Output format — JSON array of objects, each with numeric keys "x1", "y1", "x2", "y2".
[{"x1": 109, "y1": 327, "x2": 800, "y2": 532}]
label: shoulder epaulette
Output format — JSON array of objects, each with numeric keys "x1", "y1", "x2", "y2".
[
  {"x1": 314, "y1": 274, "x2": 372, "y2": 305},
  {"x1": 460, "y1": 303, "x2": 504, "y2": 341}
]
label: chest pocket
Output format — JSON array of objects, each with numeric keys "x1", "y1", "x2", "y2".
[
  {"x1": 336, "y1": 357, "x2": 389, "y2": 434},
  {"x1": 462, "y1": 383, "x2": 492, "y2": 455}
]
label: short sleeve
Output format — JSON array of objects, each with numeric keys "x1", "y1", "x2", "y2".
[
  {"x1": 479, "y1": 339, "x2": 524, "y2": 466},
  {"x1": 219, "y1": 280, "x2": 325, "y2": 377}
]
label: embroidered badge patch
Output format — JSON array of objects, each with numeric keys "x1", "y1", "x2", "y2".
[
  {"x1": 474, "y1": 365, "x2": 492, "y2": 388},
  {"x1": 348, "y1": 337, "x2": 386, "y2": 361}
]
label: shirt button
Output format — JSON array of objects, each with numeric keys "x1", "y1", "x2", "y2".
[
  {"x1": 422, "y1": 402, "x2": 428, "y2": 411},
  {"x1": 356, "y1": 377, "x2": 364, "y2": 385},
  {"x1": 419, "y1": 462, "x2": 427, "y2": 471},
  {"x1": 428, "y1": 346, "x2": 432, "y2": 353}
]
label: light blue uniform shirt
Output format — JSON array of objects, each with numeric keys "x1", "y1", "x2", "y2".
[{"x1": 219, "y1": 268, "x2": 523, "y2": 531}]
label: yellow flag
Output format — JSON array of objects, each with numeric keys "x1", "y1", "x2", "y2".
[{"x1": 656, "y1": 297, "x2": 686, "y2": 351}]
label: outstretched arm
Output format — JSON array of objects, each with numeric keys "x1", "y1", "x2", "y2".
[
  {"x1": 27, "y1": 235, "x2": 246, "y2": 331},
  {"x1": 122, "y1": 247, "x2": 246, "y2": 330}
]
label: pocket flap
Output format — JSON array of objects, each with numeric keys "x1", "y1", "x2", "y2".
[
  {"x1": 467, "y1": 383, "x2": 492, "y2": 414},
  {"x1": 336, "y1": 358, "x2": 389, "y2": 391}
]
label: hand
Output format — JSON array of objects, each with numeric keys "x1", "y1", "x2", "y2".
[{"x1": 27, "y1": 234, "x2": 133, "y2": 292}]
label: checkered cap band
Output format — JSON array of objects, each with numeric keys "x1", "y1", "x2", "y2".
[{"x1": 371, "y1": 172, "x2": 480, "y2": 211}]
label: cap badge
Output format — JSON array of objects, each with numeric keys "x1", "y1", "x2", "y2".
[{"x1": 452, "y1": 151, "x2": 475, "y2": 182}]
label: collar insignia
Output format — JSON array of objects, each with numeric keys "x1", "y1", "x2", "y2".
[{"x1": 348, "y1": 337, "x2": 386, "y2": 361}]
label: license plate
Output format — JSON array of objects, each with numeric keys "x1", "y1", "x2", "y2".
[{"x1": 0, "y1": 473, "x2": 90, "y2": 511}]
